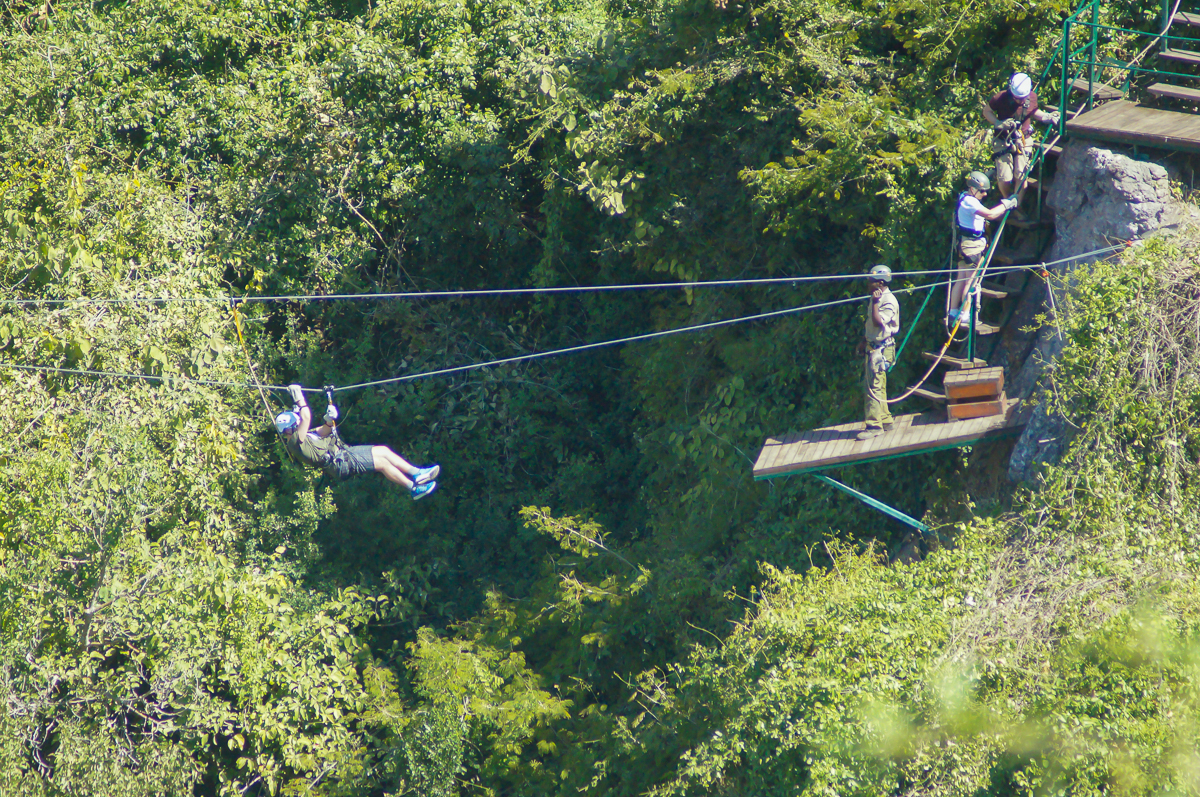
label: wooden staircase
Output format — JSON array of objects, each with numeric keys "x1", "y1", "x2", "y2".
[{"x1": 1064, "y1": 7, "x2": 1200, "y2": 152}]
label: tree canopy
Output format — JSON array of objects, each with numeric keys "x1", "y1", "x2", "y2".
[{"x1": 3, "y1": 0, "x2": 1199, "y2": 794}]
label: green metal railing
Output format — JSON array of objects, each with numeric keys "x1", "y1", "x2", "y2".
[{"x1": 1056, "y1": 0, "x2": 1195, "y2": 130}]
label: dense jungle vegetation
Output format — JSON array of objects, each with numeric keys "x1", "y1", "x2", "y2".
[{"x1": 4, "y1": 0, "x2": 1200, "y2": 794}]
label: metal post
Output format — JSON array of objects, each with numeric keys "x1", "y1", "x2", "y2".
[
  {"x1": 812, "y1": 473, "x2": 932, "y2": 534},
  {"x1": 1088, "y1": 0, "x2": 1099, "y2": 111},
  {"x1": 1164, "y1": 0, "x2": 1171, "y2": 54},
  {"x1": 968, "y1": 311, "x2": 975, "y2": 362},
  {"x1": 1061, "y1": 18, "x2": 1071, "y2": 137},
  {"x1": 1037, "y1": 150, "x2": 1044, "y2": 221}
]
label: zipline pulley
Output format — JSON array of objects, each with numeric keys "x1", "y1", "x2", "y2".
[{"x1": 324, "y1": 385, "x2": 339, "y2": 437}]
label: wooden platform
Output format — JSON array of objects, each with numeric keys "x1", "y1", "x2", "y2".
[
  {"x1": 1066, "y1": 100, "x2": 1200, "y2": 153},
  {"x1": 753, "y1": 399, "x2": 1026, "y2": 479},
  {"x1": 1068, "y1": 77, "x2": 1123, "y2": 101}
]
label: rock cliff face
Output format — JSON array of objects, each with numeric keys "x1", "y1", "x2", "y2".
[{"x1": 1007, "y1": 141, "x2": 1187, "y2": 482}]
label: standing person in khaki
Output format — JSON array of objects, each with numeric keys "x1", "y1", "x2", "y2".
[
  {"x1": 857, "y1": 265, "x2": 900, "y2": 441},
  {"x1": 982, "y1": 72, "x2": 1059, "y2": 202}
]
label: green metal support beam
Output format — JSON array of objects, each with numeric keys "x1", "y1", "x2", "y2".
[{"x1": 811, "y1": 473, "x2": 931, "y2": 535}]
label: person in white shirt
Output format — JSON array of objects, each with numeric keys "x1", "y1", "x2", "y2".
[
  {"x1": 951, "y1": 171, "x2": 1017, "y2": 326},
  {"x1": 857, "y1": 265, "x2": 901, "y2": 441}
]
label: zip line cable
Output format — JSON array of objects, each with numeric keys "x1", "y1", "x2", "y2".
[
  {"x1": 331, "y1": 284, "x2": 932, "y2": 392},
  {"x1": 0, "y1": 263, "x2": 1057, "y2": 308},
  {"x1": 0, "y1": 252, "x2": 1116, "y2": 310},
  {"x1": 2, "y1": 282, "x2": 944, "y2": 395}
]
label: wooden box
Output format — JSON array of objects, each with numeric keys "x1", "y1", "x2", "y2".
[
  {"x1": 947, "y1": 391, "x2": 1008, "y2": 421},
  {"x1": 944, "y1": 366, "x2": 1004, "y2": 401}
]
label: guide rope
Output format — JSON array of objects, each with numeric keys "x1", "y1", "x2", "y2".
[
  {"x1": 1, "y1": 282, "x2": 941, "y2": 395},
  {"x1": 230, "y1": 298, "x2": 279, "y2": 421}
]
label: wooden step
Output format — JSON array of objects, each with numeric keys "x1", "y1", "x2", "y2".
[
  {"x1": 1160, "y1": 48, "x2": 1200, "y2": 66},
  {"x1": 992, "y1": 246, "x2": 1033, "y2": 265},
  {"x1": 1147, "y1": 82, "x2": 1200, "y2": 103},
  {"x1": 980, "y1": 280, "x2": 1022, "y2": 300},
  {"x1": 948, "y1": 391, "x2": 1008, "y2": 422},
  {"x1": 1006, "y1": 216, "x2": 1053, "y2": 230},
  {"x1": 1068, "y1": 77, "x2": 1123, "y2": 101},
  {"x1": 910, "y1": 387, "x2": 946, "y2": 404},
  {"x1": 1039, "y1": 142, "x2": 1063, "y2": 158},
  {"x1": 1024, "y1": 176, "x2": 1053, "y2": 194},
  {"x1": 1173, "y1": 11, "x2": 1200, "y2": 26},
  {"x1": 973, "y1": 320, "x2": 1001, "y2": 336},
  {"x1": 922, "y1": 352, "x2": 987, "y2": 369},
  {"x1": 944, "y1": 366, "x2": 1004, "y2": 401}
]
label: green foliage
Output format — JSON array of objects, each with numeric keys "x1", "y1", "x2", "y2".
[{"x1": 6, "y1": 0, "x2": 1199, "y2": 794}]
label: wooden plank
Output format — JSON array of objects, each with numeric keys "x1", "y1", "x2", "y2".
[
  {"x1": 753, "y1": 444, "x2": 775, "y2": 472},
  {"x1": 1068, "y1": 77, "x2": 1123, "y2": 100},
  {"x1": 799, "y1": 427, "x2": 843, "y2": 470},
  {"x1": 759, "y1": 438, "x2": 786, "y2": 472},
  {"x1": 1066, "y1": 99, "x2": 1200, "y2": 154},
  {"x1": 752, "y1": 399, "x2": 1028, "y2": 478},
  {"x1": 1006, "y1": 217, "x2": 1053, "y2": 230},
  {"x1": 911, "y1": 387, "x2": 946, "y2": 403},
  {"x1": 778, "y1": 429, "x2": 826, "y2": 470},
  {"x1": 945, "y1": 369, "x2": 1004, "y2": 401},
  {"x1": 1160, "y1": 48, "x2": 1200, "y2": 66},
  {"x1": 1175, "y1": 11, "x2": 1200, "y2": 26},
  {"x1": 1147, "y1": 83, "x2": 1200, "y2": 103},
  {"x1": 945, "y1": 366, "x2": 1004, "y2": 396},
  {"x1": 922, "y1": 352, "x2": 987, "y2": 369},
  {"x1": 1040, "y1": 142, "x2": 1063, "y2": 157},
  {"x1": 981, "y1": 280, "x2": 1021, "y2": 299},
  {"x1": 948, "y1": 392, "x2": 1008, "y2": 421}
]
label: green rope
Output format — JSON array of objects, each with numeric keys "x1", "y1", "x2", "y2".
[{"x1": 892, "y1": 275, "x2": 936, "y2": 367}]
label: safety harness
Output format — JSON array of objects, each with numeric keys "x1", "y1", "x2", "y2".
[{"x1": 993, "y1": 93, "x2": 1034, "y2": 154}]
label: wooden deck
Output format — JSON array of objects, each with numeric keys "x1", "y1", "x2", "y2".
[
  {"x1": 753, "y1": 399, "x2": 1027, "y2": 479},
  {"x1": 1066, "y1": 100, "x2": 1200, "y2": 153}
]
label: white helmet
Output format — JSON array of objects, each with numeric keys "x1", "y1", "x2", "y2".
[
  {"x1": 275, "y1": 411, "x2": 300, "y2": 434},
  {"x1": 1009, "y1": 72, "x2": 1033, "y2": 99}
]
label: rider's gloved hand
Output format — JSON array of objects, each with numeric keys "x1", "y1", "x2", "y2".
[{"x1": 287, "y1": 384, "x2": 307, "y2": 410}]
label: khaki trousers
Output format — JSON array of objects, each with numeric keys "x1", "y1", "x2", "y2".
[{"x1": 864, "y1": 343, "x2": 896, "y2": 429}]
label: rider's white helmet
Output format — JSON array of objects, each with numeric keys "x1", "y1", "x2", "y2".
[
  {"x1": 275, "y1": 411, "x2": 300, "y2": 434},
  {"x1": 1009, "y1": 72, "x2": 1033, "y2": 99}
]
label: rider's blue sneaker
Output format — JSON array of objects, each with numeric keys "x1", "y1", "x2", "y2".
[
  {"x1": 411, "y1": 481, "x2": 438, "y2": 501},
  {"x1": 413, "y1": 464, "x2": 440, "y2": 485}
]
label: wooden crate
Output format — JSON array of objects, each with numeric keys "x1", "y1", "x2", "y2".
[
  {"x1": 948, "y1": 392, "x2": 1007, "y2": 421},
  {"x1": 944, "y1": 366, "x2": 1004, "y2": 401}
]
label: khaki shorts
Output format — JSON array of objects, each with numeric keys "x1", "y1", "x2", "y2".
[
  {"x1": 325, "y1": 445, "x2": 376, "y2": 480},
  {"x1": 958, "y1": 236, "x2": 987, "y2": 269},
  {"x1": 994, "y1": 139, "x2": 1034, "y2": 186}
]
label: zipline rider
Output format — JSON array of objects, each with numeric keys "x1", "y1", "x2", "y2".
[
  {"x1": 983, "y1": 72, "x2": 1060, "y2": 202},
  {"x1": 857, "y1": 265, "x2": 900, "y2": 442},
  {"x1": 275, "y1": 385, "x2": 439, "y2": 500},
  {"x1": 951, "y1": 171, "x2": 1018, "y2": 327}
]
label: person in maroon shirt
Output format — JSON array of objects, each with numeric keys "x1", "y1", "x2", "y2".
[{"x1": 982, "y1": 73, "x2": 1060, "y2": 202}]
